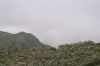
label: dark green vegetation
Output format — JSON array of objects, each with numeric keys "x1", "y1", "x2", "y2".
[{"x1": 0, "y1": 31, "x2": 100, "y2": 66}]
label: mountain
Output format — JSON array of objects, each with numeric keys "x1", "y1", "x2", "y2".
[
  {"x1": 0, "y1": 31, "x2": 44, "y2": 51},
  {"x1": 14, "y1": 32, "x2": 44, "y2": 48},
  {"x1": 0, "y1": 31, "x2": 100, "y2": 66}
]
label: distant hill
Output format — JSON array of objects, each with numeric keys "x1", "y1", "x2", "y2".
[{"x1": 0, "y1": 31, "x2": 44, "y2": 51}]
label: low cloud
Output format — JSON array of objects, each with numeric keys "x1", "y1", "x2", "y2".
[{"x1": 0, "y1": 0, "x2": 100, "y2": 47}]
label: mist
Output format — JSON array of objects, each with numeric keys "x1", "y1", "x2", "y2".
[{"x1": 0, "y1": 0, "x2": 100, "y2": 47}]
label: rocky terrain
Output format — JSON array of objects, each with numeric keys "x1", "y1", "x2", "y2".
[{"x1": 0, "y1": 31, "x2": 100, "y2": 66}]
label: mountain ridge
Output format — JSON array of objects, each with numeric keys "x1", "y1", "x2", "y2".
[
  {"x1": 0, "y1": 31, "x2": 45, "y2": 51},
  {"x1": 0, "y1": 31, "x2": 100, "y2": 66}
]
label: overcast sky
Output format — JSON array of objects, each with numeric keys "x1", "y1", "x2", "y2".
[{"x1": 0, "y1": 0, "x2": 100, "y2": 47}]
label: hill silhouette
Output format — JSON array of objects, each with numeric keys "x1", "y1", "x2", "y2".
[{"x1": 0, "y1": 31, "x2": 44, "y2": 51}]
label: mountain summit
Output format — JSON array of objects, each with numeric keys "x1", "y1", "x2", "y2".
[{"x1": 0, "y1": 31, "x2": 44, "y2": 51}]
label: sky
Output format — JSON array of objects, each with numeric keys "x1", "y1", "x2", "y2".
[{"x1": 0, "y1": 0, "x2": 100, "y2": 47}]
